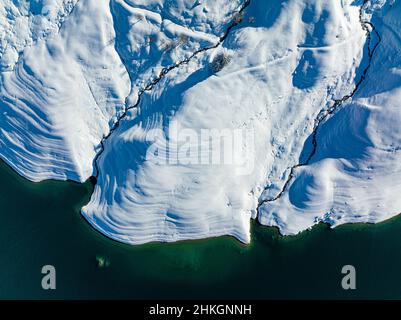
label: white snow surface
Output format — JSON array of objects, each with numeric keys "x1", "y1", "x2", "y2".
[
  {"x1": 0, "y1": 0, "x2": 79, "y2": 71},
  {"x1": 1, "y1": 0, "x2": 400, "y2": 244},
  {"x1": 259, "y1": 0, "x2": 401, "y2": 235},
  {"x1": 0, "y1": 0, "x2": 130, "y2": 182}
]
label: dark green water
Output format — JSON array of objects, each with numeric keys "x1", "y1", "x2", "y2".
[{"x1": 1, "y1": 160, "x2": 401, "y2": 299}]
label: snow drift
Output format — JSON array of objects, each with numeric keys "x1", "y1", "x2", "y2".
[{"x1": 1, "y1": 0, "x2": 400, "y2": 244}]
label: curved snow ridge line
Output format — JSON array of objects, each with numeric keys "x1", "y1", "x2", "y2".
[
  {"x1": 92, "y1": 0, "x2": 252, "y2": 179},
  {"x1": 116, "y1": 3, "x2": 219, "y2": 45},
  {"x1": 83, "y1": 219, "x2": 250, "y2": 246},
  {"x1": 257, "y1": 0, "x2": 382, "y2": 207}
]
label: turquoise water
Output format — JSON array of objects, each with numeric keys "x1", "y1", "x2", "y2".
[{"x1": 0, "y1": 159, "x2": 400, "y2": 299}]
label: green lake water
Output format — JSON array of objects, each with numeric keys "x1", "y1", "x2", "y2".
[{"x1": 1, "y1": 159, "x2": 401, "y2": 299}]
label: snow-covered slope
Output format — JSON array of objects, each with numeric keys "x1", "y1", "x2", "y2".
[
  {"x1": 0, "y1": 0, "x2": 242, "y2": 182},
  {"x1": 1, "y1": 0, "x2": 400, "y2": 245},
  {"x1": 0, "y1": 0, "x2": 130, "y2": 182},
  {"x1": 0, "y1": 0, "x2": 79, "y2": 71},
  {"x1": 110, "y1": 0, "x2": 244, "y2": 104},
  {"x1": 259, "y1": 0, "x2": 401, "y2": 235},
  {"x1": 82, "y1": 0, "x2": 370, "y2": 244}
]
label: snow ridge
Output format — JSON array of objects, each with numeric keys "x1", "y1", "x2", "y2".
[
  {"x1": 257, "y1": 0, "x2": 382, "y2": 207},
  {"x1": 82, "y1": 0, "x2": 375, "y2": 244},
  {"x1": 258, "y1": 0, "x2": 401, "y2": 236},
  {"x1": 1, "y1": 0, "x2": 400, "y2": 245},
  {"x1": 92, "y1": 0, "x2": 251, "y2": 179}
]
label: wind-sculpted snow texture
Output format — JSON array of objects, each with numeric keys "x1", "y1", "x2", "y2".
[
  {"x1": 1, "y1": 0, "x2": 400, "y2": 244},
  {"x1": 259, "y1": 0, "x2": 401, "y2": 235},
  {"x1": 0, "y1": 0, "x2": 130, "y2": 182},
  {"x1": 110, "y1": 0, "x2": 244, "y2": 104},
  {"x1": 82, "y1": 0, "x2": 369, "y2": 244},
  {"x1": 0, "y1": 0, "x2": 240, "y2": 182}
]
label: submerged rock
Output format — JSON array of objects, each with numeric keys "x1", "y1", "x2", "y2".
[{"x1": 96, "y1": 255, "x2": 110, "y2": 268}]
